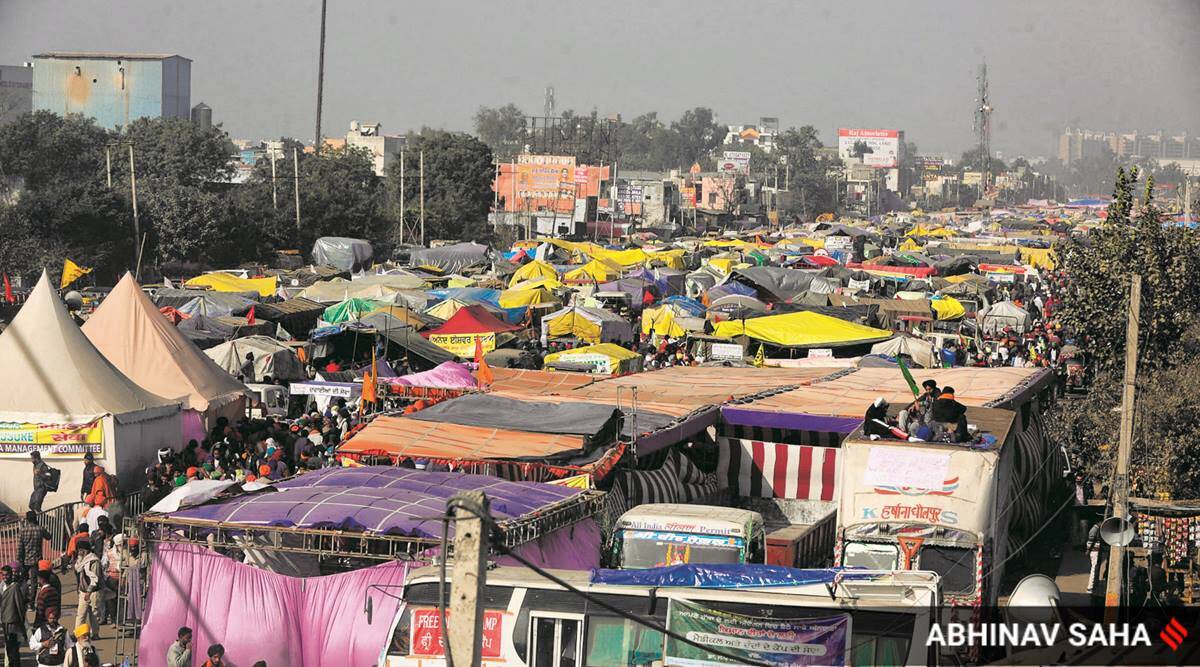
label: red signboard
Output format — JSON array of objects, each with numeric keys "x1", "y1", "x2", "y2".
[{"x1": 410, "y1": 608, "x2": 504, "y2": 658}]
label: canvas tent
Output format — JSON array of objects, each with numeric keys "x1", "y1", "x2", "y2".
[
  {"x1": 205, "y1": 336, "x2": 306, "y2": 381},
  {"x1": 0, "y1": 272, "x2": 181, "y2": 512},
  {"x1": 83, "y1": 273, "x2": 247, "y2": 428},
  {"x1": 540, "y1": 305, "x2": 634, "y2": 345},
  {"x1": 870, "y1": 335, "x2": 938, "y2": 369},
  {"x1": 311, "y1": 237, "x2": 373, "y2": 271},
  {"x1": 543, "y1": 343, "x2": 643, "y2": 375},
  {"x1": 406, "y1": 242, "x2": 492, "y2": 273},
  {"x1": 356, "y1": 312, "x2": 456, "y2": 369},
  {"x1": 977, "y1": 300, "x2": 1033, "y2": 335},
  {"x1": 712, "y1": 311, "x2": 894, "y2": 348}
]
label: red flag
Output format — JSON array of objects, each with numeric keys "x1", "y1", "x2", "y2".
[
  {"x1": 246, "y1": 305, "x2": 256, "y2": 325},
  {"x1": 2, "y1": 274, "x2": 12, "y2": 304},
  {"x1": 474, "y1": 337, "x2": 494, "y2": 387}
]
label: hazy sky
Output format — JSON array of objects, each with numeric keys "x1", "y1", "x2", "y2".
[{"x1": 2, "y1": 0, "x2": 1197, "y2": 159}]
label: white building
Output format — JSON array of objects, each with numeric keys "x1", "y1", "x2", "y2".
[{"x1": 346, "y1": 121, "x2": 406, "y2": 176}]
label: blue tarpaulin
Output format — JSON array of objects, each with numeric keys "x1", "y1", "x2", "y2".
[{"x1": 589, "y1": 564, "x2": 872, "y2": 589}]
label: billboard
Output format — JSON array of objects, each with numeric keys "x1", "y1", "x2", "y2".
[
  {"x1": 515, "y1": 154, "x2": 576, "y2": 199},
  {"x1": 718, "y1": 150, "x2": 751, "y2": 175},
  {"x1": 837, "y1": 128, "x2": 901, "y2": 168},
  {"x1": 665, "y1": 599, "x2": 851, "y2": 666},
  {"x1": 0, "y1": 419, "x2": 104, "y2": 458}
]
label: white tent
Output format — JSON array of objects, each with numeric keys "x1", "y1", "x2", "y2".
[
  {"x1": 977, "y1": 300, "x2": 1033, "y2": 335},
  {"x1": 870, "y1": 335, "x2": 938, "y2": 369},
  {"x1": 83, "y1": 273, "x2": 247, "y2": 428},
  {"x1": 0, "y1": 271, "x2": 181, "y2": 512},
  {"x1": 205, "y1": 336, "x2": 306, "y2": 381}
]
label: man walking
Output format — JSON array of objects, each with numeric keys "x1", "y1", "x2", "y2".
[
  {"x1": 0, "y1": 565, "x2": 26, "y2": 667},
  {"x1": 18, "y1": 511, "x2": 50, "y2": 608},
  {"x1": 79, "y1": 452, "x2": 96, "y2": 503},
  {"x1": 30, "y1": 450, "x2": 54, "y2": 512},
  {"x1": 73, "y1": 541, "x2": 103, "y2": 639}
]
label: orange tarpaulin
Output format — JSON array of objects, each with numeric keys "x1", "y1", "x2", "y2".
[{"x1": 341, "y1": 416, "x2": 587, "y2": 460}]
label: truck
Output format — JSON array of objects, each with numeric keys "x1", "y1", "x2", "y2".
[
  {"x1": 381, "y1": 565, "x2": 944, "y2": 666},
  {"x1": 610, "y1": 504, "x2": 765, "y2": 568},
  {"x1": 834, "y1": 403, "x2": 1060, "y2": 614}
]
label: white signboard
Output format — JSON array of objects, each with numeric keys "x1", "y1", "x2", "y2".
[
  {"x1": 847, "y1": 278, "x2": 871, "y2": 292},
  {"x1": 552, "y1": 352, "x2": 612, "y2": 374},
  {"x1": 823, "y1": 235, "x2": 853, "y2": 251},
  {"x1": 718, "y1": 150, "x2": 751, "y2": 175},
  {"x1": 289, "y1": 381, "x2": 359, "y2": 398},
  {"x1": 987, "y1": 272, "x2": 1017, "y2": 283},
  {"x1": 710, "y1": 342, "x2": 745, "y2": 361},
  {"x1": 863, "y1": 446, "x2": 949, "y2": 490},
  {"x1": 837, "y1": 128, "x2": 901, "y2": 168},
  {"x1": 807, "y1": 348, "x2": 834, "y2": 359}
]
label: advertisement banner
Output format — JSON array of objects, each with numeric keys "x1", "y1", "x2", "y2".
[
  {"x1": 409, "y1": 608, "x2": 503, "y2": 658},
  {"x1": 0, "y1": 420, "x2": 104, "y2": 458},
  {"x1": 516, "y1": 154, "x2": 577, "y2": 199},
  {"x1": 709, "y1": 342, "x2": 744, "y2": 361},
  {"x1": 837, "y1": 128, "x2": 901, "y2": 168},
  {"x1": 551, "y1": 352, "x2": 613, "y2": 374},
  {"x1": 718, "y1": 151, "x2": 751, "y2": 175},
  {"x1": 665, "y1": 599, "x2": 851, "y2": 666},
  {"x1": 288, "y1": 381, "x2": 360, "y2": 398},
  {"x1": 428, "y1": 332, "x2": 497, "y2": 358},
  {"x1": 574, "y1": 167, "x2": 590, "y2": 185}
]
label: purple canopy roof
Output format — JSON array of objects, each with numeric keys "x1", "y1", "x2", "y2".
[{"x1": 164, "y1": 467, "x2": 580, "y2": 540}]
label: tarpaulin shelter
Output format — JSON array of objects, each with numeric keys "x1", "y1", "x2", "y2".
[
  {"x1": 713, "y1": 311, "x2": 893, "y2": 348},
  {"x1": 508, "y1": 259, "x2": 558, "y2": 287},
  {"x1": 978, "y1": 300, "x2": 1033, "y2": 335},
  {"x1": 311, "y1": 236, "x2": 373, "y2": 271},
  {"x1": 251, "y1": 297, "x2": 326, "y2": 337},
  {"x1": 297, "y1": 278, "x2": 427, "y2": 310},
  {"x1": 425, "y1": 305, "x2": 522, "y2": 358},
  {"x1": 423, "y1": 297, "x2": 508, "y2": 322},
  {"x1": 930, "y1": 295, "x2": 966, "y2": 320},
  {"x1": 497, "y1": 284, "x2": 558, "y2": 309},
  {"x1": 379, "y1": 361, "x2": 478, "y2": 391},
  {"x1": 641, "y1": 304, "x2": 688, "y2": 338},
  {"x1": 406, "y1": 242, "x2": 492, "y2": 273},
  {"x1": 175, "y1": 314, "x2": 242, "y2": 349},
  {"x1": 0, "y1": 271, "x2": 181, "y2": 512},
  {"x1": 175, "y1": 292, "x2": 256, "y2": 318},
  {"x1": 340, "y1": 312, "x2": 456, "y2": 370},
  {"x1": 184, "y1": 272, "x2": 277, "y2": 297},
  {"x1": 83, "y1": 273, "x2": 247, "y2": 428},
  {"x1": 322, "y1": 297, "x2": 379, "y2": 324},
  {"x1": 563, "y1": 259, "x2": 622, "y2": 283},
  {"x1": 707, "y1": 294, "x2": 768, "y2": 319},
  {"x1": 540, "y1": 305, "x2": 634, "y2": 345},
  {"x1": 204, "y1": 335, "x2": 306, "y2": 381},
  {"x1": 544, "y1": 343, "x2": 643, "y2": 375},
  {"x1": 730, "y1": 266, "x2": 822, "y2": 302},
  {"x1": 869, "y1": 335, "x2": 938, "y2": 369}
]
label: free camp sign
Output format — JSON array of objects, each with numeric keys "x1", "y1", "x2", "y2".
[
  {"x1": 0, "y1": 420, "x2": 104, "y2": 458},
  {"x1": 428, "y1": 332, "x2": 496, "y2": 358}
]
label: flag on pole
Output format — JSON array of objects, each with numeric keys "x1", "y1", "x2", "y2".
[
  {"x1": 898, "y1": 357, "x2": 920, "y2": 397},
  {"x1": 246, "y1": 305, "x2": 256, "y2": 325},
  {"x1": 361, "y1": 348, "x2": 378, "y2": 407},
  {"x1": 61, "y1": 259, "x2": 92, "y2": 289},
  {"x1": 753, "y1": 344, "x2": 765, "y2": 368},
  {"x1": 2, "y1": 274, "x2": 12, "y2": 304},
  {"x1": 474, "y1": 336, "x2": 494, "y2": 387}
]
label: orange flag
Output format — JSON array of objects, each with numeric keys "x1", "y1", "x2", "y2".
[
  {"x1": 362, "y1": 349, "x2": 378, "y2": 405},
  {"x1": 2, "y1": 274, "x2": 12, "y2": 304},
  {"x1": 474, "y1": 337, "x2": 494, "y2": 387},
  {"x1": 246, "y1": 305, "x2": 256, "y2": 325}
]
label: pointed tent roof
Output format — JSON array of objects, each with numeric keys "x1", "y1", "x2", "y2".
[
  {"x1": 425, "y1": 305, "x2": 522, "y2": 336},
  {"x1": 0, "y1": 271, "x2": 180, "y2": 423},
  {"x1": 82, "y1": 273, "x2": 247, "y2": 413}
]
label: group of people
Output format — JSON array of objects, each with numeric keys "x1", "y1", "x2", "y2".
[
  {"x1": 167, "y1": 627, "x2": 269, "y2": 667},
  {"x1": 864, "y1": 378, "x2": 972, "y2": 444}
]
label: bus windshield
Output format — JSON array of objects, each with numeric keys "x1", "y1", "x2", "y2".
[{"x1": 619, "y1": 529, "x2": 744, "y2": 569}]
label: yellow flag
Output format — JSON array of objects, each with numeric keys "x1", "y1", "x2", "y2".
[
  {"x1": 753, "y1": 344, "x2": 765, "y2": 368},
  {"x1": 61, "y1": 259, "x2": 92, "y2": 289}
]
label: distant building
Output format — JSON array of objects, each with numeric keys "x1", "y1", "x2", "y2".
[
  {"x1": 0, "y1": 63, "x2": 33, "y2": 125},
  {"x1": 1057, "y1": 127, "x2": 1200, "y2": 165},
  {"x1": 345, "y1": 121, "x2": 405, "y2": 176},
  {"x1": 723, "y1": 124, "x2": 777, "y2": 152},
  {"x1": 32, "y1": 52, "x2": 191, "y2": 128}
]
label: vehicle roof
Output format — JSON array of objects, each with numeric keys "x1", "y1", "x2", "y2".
[{"x1": 618, "y1": 503, "x2": 762, "y2": 525}]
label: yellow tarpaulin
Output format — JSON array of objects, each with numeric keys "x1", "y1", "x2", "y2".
[
  {"x1": 543, "y1": 343, "x2": 641, "y2": 375},
  {"x1": 645, "y1": 248, "x2": 686, "y2": 269},
  {"x1": 1019, "y1": 247, "x2": 1057, "y2": 270},
  {"x1": 930, "y1": 295, "x2": 966, "y2": 320},
  {"x1": 447, "y1": 275, "x2": 477, "y2": 288},
  {"x1": 563, "y1": 259, "x2": 621, "y2": 283},
  {"x1": 898, "y1": 238, "x2": 924, "y2": 251},
  {"x1": 641, "y1": 305, "x2": 687, "y2": 338},
  {"x1": 185, "y1": 273, "x2": 277, "y2": 297},
  {"x1": 712, "y1": 311, "x2": 893, "y2": 347},
  {"x1": 706, "y1": 257, "x2": 740, "y2": 274},
  {"x1": 588, "y1": 247, "x2": 650, "y2": 269},
  {"x1": 509, "y1": 260, "x2": 558, "y2": 287},
  {"x1": 497, "y1": 286, "x2": 556, "y2": 309},
  {"x1": 507, "y1": 276, "x2": 562, "y2": 292},
  {"x1": 906, "y1": 224, "x2": 956, "y2": 238},
  {"x1": 543, "y1": 309, "x2": 603, "y2": 343}
]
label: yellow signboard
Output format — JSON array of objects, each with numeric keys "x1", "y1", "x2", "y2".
[
  {"x1": 516, "y1": 154, "x2": 577, "y2": 200},
  {"x1": 0, "y1": 420, "x2": 104, "y2": 458},
  {"x1": 428, "y1": 332, "x2": 497, "y2": 358}
]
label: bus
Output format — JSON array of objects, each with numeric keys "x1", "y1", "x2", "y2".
[{"x1": 611, "y1": 504, "x2": 765, "y2": 568}]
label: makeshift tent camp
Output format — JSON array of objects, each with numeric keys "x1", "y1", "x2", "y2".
[
  {"x1": 204, "y1": 336, "x2": 306, "y2": 381},
  {"x1": 977, "y1": 300, "x2": 1033, "y2": 334},
  {"x1": 311, "y1": 236, "x2": 373, "y2": 271},
  {"x1": 508, "y1": 260, "x2": 558, "y2": 287},
  {"x1": 176, "y1": 314, "x2": 245, "y2": 349},
  {"x1": 0, "y1": 271, "x2": 181, "y2": 512},
  {"x1": 184, "y1": 273, "x2": 277, "y2": 297},
  {"x1": 83, "y1": 273, "x2": 247, "y2": 428},
  {"x1": 406, "y1": 242, "x2": 492, "y2": 273},
  {"x1": 423, "y1": 297, "x2": 509, "y2": 323},
  {"x1": 322, "y1": 297, "x2": 379, "y2": 324},
  {"x1": 176, "y1": 292, "x2": 256, "y2": 318},
  {"x1": 540, "y1": 305, "x2": 634, "y2": 345},
  {"x1": 355, "y1": 312, "x2": 456, "y2": 369},
  {"x1": 713, "y1": 311, "x2": 894, "y2": 348},
  {"x1": 544, "y1": 343, "x2": 643, "y2": 375},
  {"x1": 870, "y1": 335, "x2": 938, "y2": 369},
  {"x1": 297, "y1": 278, "x2": 427, "y2": 309},
  {"x1": 729, "y1": 266, "x2": 821, "y2": 302},
  {"x1": 424, "y1": 305, "x2": 522, "y2": 358}
]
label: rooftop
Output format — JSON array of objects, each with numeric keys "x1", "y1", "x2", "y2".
[{"x1": 33, "y1": 52, "x2": 191, "y2": 62}]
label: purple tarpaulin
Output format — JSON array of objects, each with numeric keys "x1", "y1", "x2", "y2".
[
  {"x1": 720, "y1": 406, "x2": 862, "y2": 433},
  {"x1": 380, "y1": 361, "x2": 478, "y2": 389},
  {"x1": 140, "y1": 543, "x2": 408, "y2": 667},
  {"x1": 165, "y1": 467, "x2": 581, "y2": 539}
]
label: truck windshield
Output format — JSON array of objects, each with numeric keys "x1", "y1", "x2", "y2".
[
  {"x1": 619, "y1": 530, "x2": 744, "y2": 569},
  {"x1": 918, "y1": 545, "x2": 977, "y2": 594},
  {"x1": 843, "y1": 542, "x2": 900, "y2": 570}
]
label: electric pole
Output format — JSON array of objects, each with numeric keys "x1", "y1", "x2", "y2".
[
  {"x1": 270, "y1": 147, "x2": 278, "y2": 209},
  {"x1": 105, "y1": 145, "x2": 112, "y2": 189},
  {"x1": 419, "y1": 150, "x2": 426, "y2": 246},
  {"x1": 128, "y1": 143, "x2": 141, "y2": 272},
  {"x1": 1104, "y1": 274, "x2": 1141, "y2": 622},
  {"x1": 398, "y1": 150, "x2": 406, "y2": 245},
  {"x1": 313, "y1": 0, "x2": 328, "y2": 152},
  {"x1": 448, "y1": 491, "x2": 490, "y2": 667},
  {"x1": 293, "y1": 147, "x2": 302, "y2": 235}
]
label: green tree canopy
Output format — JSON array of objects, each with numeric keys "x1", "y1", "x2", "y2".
[
  {"x1": 387, "y1": 129, "x2": 495, "y2": 244},
  {"x1": 473, "y1": 104, "x2": 527, "y2": 162}
]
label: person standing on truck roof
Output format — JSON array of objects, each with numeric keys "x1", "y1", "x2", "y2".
[{"x1": 931, "y1": 386, "x2": 970, "y2": 442}]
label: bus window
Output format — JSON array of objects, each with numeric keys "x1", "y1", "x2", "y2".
[
  {"x1": 843, "y1": 542, "x2": 900, "y2": 569},
  {"x1": 585, "y1": 617, "x2": 663, "y2": 666},
  {"x1": 851, "y1": 636, "x2": 911, "y2": 666},
  {"x1": 618, "y1": 530, "x2": 744, "y2": 569},
  {"x1": 917, "y1": 545, "x2": 977, "y2": 595},
  {"x1": 530, "y1": 614, "x2": 582, "y2": 667}
]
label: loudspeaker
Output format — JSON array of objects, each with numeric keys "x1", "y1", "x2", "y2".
[{"x1": 1100, "y1": 516, "x2": 1135, "y2": 546}]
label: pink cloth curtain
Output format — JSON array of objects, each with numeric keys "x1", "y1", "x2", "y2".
[
  {"x1": 496, "y1": 518, "x2": 602, "y2": 570},
  {"x1": 140, "y1": 543, "x2": 408, "y2": 666}
]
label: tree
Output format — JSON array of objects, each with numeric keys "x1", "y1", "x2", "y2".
[
  {"x1": 670, "y1": 107, "x2": 724, "y2": 168},
  {"x1": 116, "y1": 117, "x2": 234, "y2": 188},
  {"x1": 387, "y1": 129, "x2": 495, "y2": 243},
  {"x1": 958, "y1": 146, "x2": 1006, "y2": 174},
  {"x1": 773, "y1": 126, "x2": 841, "y2": 220},
  {"x1": 0, "y1": 111, "x2": 109, "y2": 189},
  {"x1": 473, "y1": 104, "x2": 527, "y2": 162}
]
